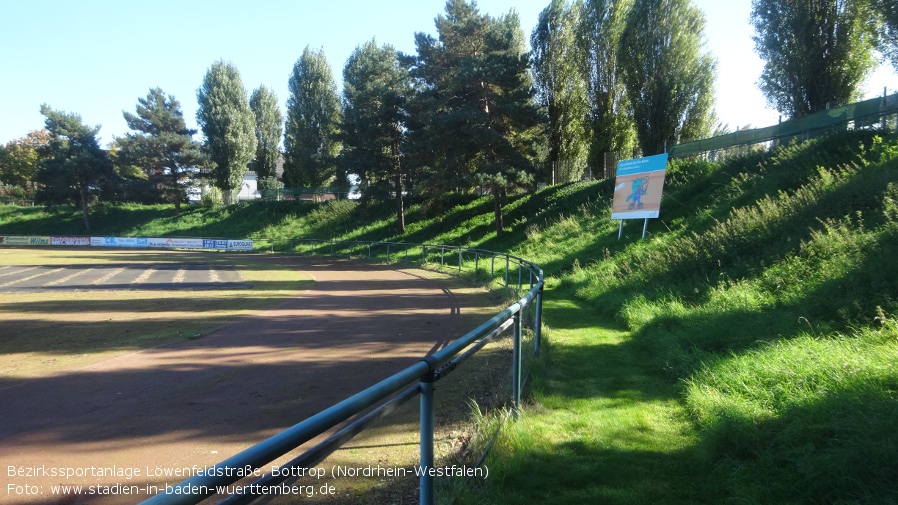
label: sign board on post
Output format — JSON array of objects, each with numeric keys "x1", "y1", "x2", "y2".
[
  {"x1": 611, "y1": 153, "x2": 668, "y2": 220},
  {"x1": 611, "y1": 153, "x2": 668, "y2": 239}
]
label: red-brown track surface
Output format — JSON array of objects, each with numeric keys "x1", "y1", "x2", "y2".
[{"x1": 0, "y1": 256, "x2": 490, "y2": 504}]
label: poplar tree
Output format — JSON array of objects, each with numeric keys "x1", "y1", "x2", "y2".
[
  {"x1": 577, "y1": 0, "x2": 636, "y2": 164},
  {"x1": 619, "y1": 0, "x2": 716, "y2": 155},
  {"x1": 249, "y1": 85, "x2": 283, "y2": 193},
  {"x1": 751, "y1": 0, "x2": 878, "y2": 118},
  {"x1": 196, "y1": 60, "x2": 256, "y2": 205},
  {"x1": 531, "y1": 0, "x2": 590, "y2": 182},
  {"x1": 284, "y1": 46, "x2": 341, "y2": 188},
  {"x1": 875, "y1": 0, "x2": 898, "y2": 69}
]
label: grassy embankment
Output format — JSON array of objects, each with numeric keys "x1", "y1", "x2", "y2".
[{"x1": 2, "y1": 128, "x2": 897, "y2": 503}]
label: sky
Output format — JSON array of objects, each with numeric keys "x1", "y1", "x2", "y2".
[{"x1": 1, "y1": 0, "x2": 896, "y2": 148}]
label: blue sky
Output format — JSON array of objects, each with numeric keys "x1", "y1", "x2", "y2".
[{"x1": 1, "y1": 0, "x2": 895, "y2": 147}]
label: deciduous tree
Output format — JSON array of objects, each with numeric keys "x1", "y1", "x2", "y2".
[
  {"x1": 873, "y1": 0, "x2": 898, "y2": 70},
  {"x1": 196, "y1": 60, "x2": 257, "y2": 205},
  {"x1": 249, "y1": 85, "x2": 283, "y2": 195},
  {"x1": 0, "y1": 129, "x2": 51, "y2": 194},
  {"x1": 284, "y1": 47, "x2": 341, "y2": 188},
  {"x1": 619, "y1": 0, "x2": 716, "y2": 155},
  {"x1": 751, "y1": 0, "x2": 878, "y2": 118},
  {"x1": 532, "y1": 0, "x2": 590, "y2": 182},
  {"x1": 576, "y1": 0, "x2": 636, "y2": 166}
]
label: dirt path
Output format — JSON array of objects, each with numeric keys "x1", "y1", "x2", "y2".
[{"x1": 0, "y1": 257, "x2": 491, "y2": 504}]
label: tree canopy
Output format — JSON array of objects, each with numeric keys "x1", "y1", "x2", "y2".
[
  {"x1": 249, "y1": 85, "x2": 283, "y2": 194},
  {"x1": 576, "y1": 0, "x2": 636, "y2": 164},
  {"x1": 751, "y1": 0, "x2": 879, "y2": 118},
  {"x1": 36, "y1": 105, "x2": 114, "y2": 231},
  {"x1": 0, "y1": 129, "x2": 50, "y2": 194},
  {"x1": 409, "y1": 0, "x2": 543, "y2": 234},
  {"x1": 620, "y1": 0, "x2": 716, "y2": 155},
  {"x1": 284, "y1": 46, "x2": 341, "y2": 189},
  {"x1": 11, "y1": 0, "x2": 898, "y2": 234},
  {"x1": 196, "y1": 60, "x2": 257, "y2": 204},
  {"x1": 340, "y1": 39, "x2": 411, "y2": 231},
  {"x1": 117, "y1": 87, "x2": 205, "y2": 213},
  {"x1": 532, "y1": 0, "x2": 590, "y2": 182},
  {"x1": 875, "y1": 0, "x2": 898, "y2": 70}
]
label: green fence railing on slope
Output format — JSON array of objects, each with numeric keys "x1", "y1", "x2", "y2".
[
  {"x1": 141, "y1": 240, "x2": 544, "y2": 505},
  {"x1": 669, "y1": 92, "x2": 898, "y2": 158}
]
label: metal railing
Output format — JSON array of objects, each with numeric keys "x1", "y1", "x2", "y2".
[
  {"x1": 263, "y1": 238, "x2": 543, "y2": 293},
  {"x1": 141, "y1": 241, "x2": 543, "y2": 505}
]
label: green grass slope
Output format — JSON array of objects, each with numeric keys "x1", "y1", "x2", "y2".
[{"x1": 2, "y1": 129, "x2": 897, "y2": 504}]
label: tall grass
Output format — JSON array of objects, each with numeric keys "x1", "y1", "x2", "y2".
[
  {"x1": 475, "y1": 129, "x2": 898, "y2": 504},
  {"x1": 685, "y1": 323, "x2": 898, "y2": 503}
]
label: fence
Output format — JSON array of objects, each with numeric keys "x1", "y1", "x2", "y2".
[
  {"x1": 668, "y1": 92, "x2": 898, "y2": 158},
  {"x1": 140, "y1": 240, "x2": 544, "y2": 505},
  {"x1": 259, "y1": 186, "x2": 355, "y2": 202}
]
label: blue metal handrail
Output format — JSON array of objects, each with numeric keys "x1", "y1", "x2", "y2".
[{"x1": 141, "y1": 241, "x2": 544, "y2": 505}]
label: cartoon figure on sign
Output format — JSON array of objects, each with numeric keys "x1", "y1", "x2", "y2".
[{"x1": 626, "y1": 176, "x2": 649, "y2": 210}]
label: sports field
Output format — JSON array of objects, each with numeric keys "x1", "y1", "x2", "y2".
[{"x1": 0, "y1": 248, "x2": 505, "y2": 504}]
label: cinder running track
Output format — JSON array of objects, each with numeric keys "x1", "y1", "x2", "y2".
[{"x1": 0, "y1": 257, "x2": 488, "y2": 504}]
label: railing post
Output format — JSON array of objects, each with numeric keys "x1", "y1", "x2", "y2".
[
  {"x1": 505, "y1": 256, "x2": 510, "y2": 288},
  {"x1": 419, "y1": 369, "x2": 436, "y2": 505},
  {"x1": 458, "y1": 247, "x2": 462, "y2": 272},
  {"x1": 512, "y1": 310, "x2": 522, "y2": 420},
  {"x1": 534, "y1": 285, "x2": 543, "y2": 355}
]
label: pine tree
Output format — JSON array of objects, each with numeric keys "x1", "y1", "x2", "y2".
[
  {"x1": 340, "y1": 40, "x2": 411, "y2": 232},
  {"x1": 36, "y1": 105, "x2": 114, "y2": 231},
  {"x1": 118, "y1": 88, "x2": 205, "y2": 214},
  {"x1": 409, "y1": 0, "x2": 543, "y2": 234}
]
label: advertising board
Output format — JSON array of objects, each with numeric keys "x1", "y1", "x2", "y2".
[
  {"x1": 91, "y1": 237, "x2": 149, "y2": 247},
  {"x1": 611, "y1": 153, "x2": 669, "y2": 220},
  {"x1": 0, "y1": 236, "x2": 51, "y2": 246},
  {"x1": 50, "y1": 236, "x2": 91, "y2": 246},
  {"x1": 147, "y1": 238, "x2": 206, "y2": 249},
  {"x1": 227, "y1": 240, "x2": 253, "y2": 251}
]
